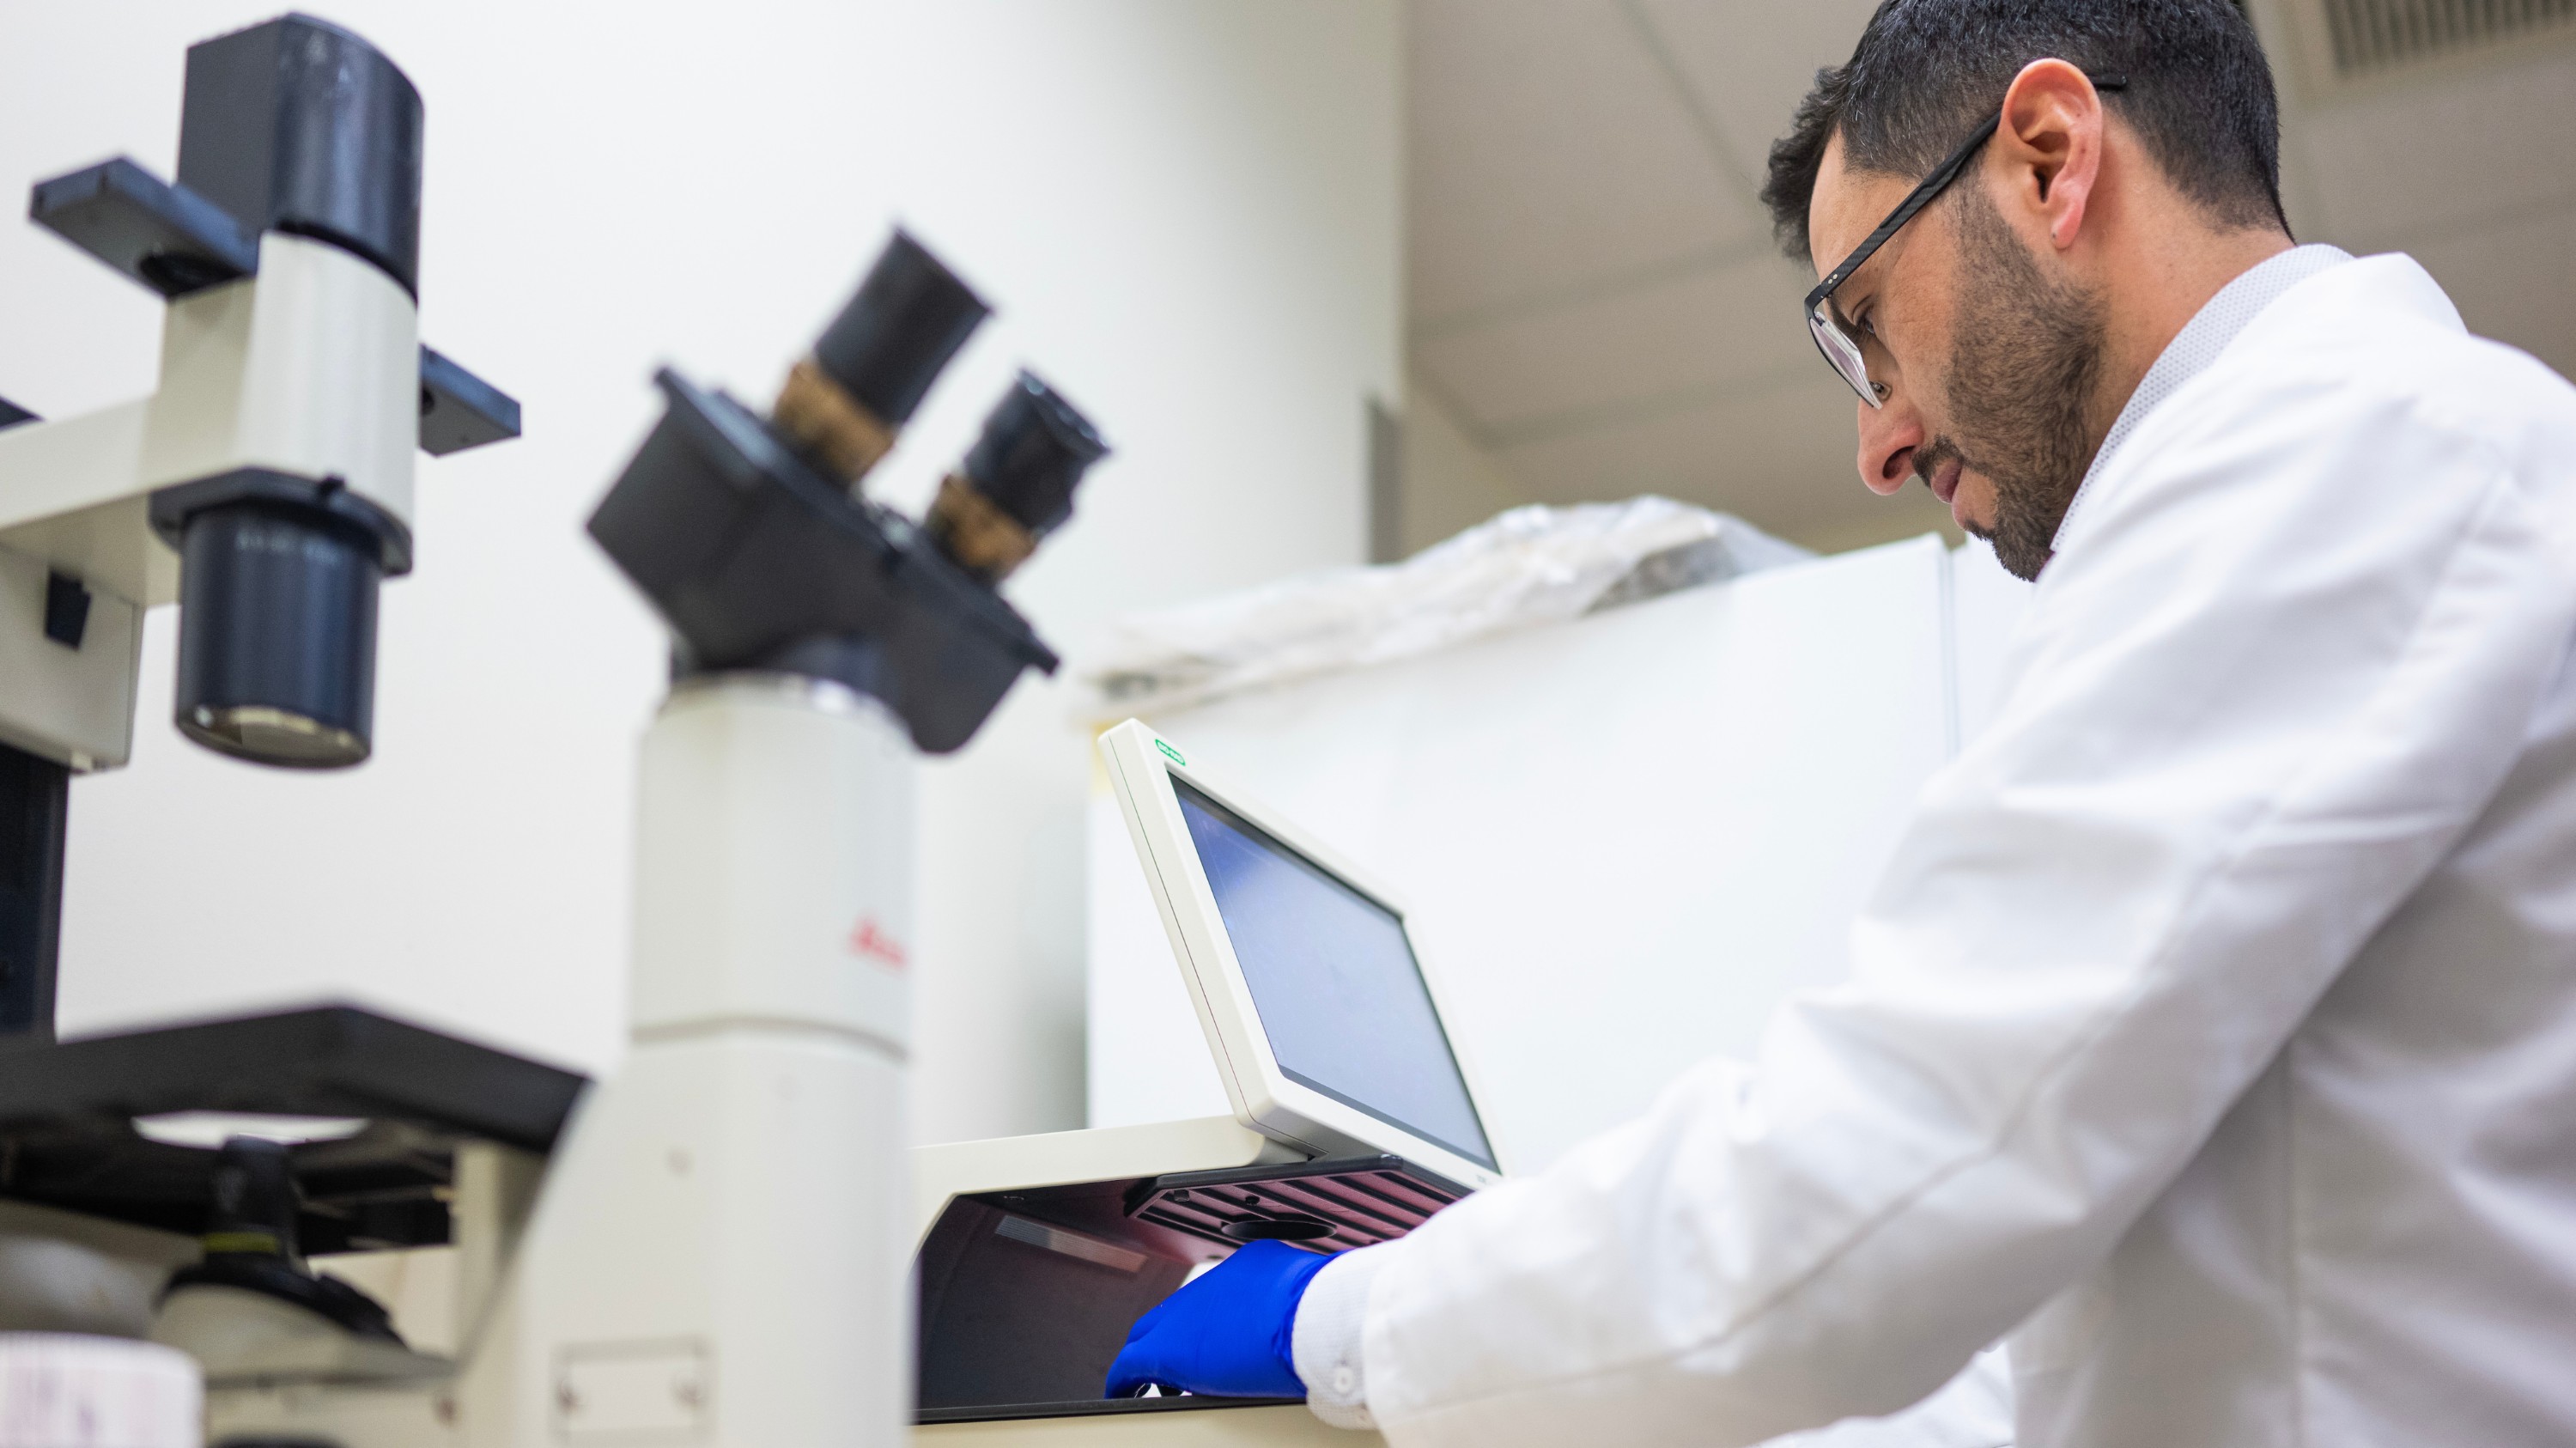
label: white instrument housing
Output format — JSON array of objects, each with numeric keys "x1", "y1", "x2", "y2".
[{"x1": 503, "y1": 673, "x2": 918, "y2": 1448}]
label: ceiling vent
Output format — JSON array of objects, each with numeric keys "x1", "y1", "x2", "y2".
[{"x1": 2316, "y1": 0, "x2": 2575, "y2": 74}]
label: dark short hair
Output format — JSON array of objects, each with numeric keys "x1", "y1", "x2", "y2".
[{"x1": 1762, "y1": 0, "x2": 2287, "y2": 261}]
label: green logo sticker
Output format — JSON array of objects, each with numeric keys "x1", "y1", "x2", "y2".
[{"x1": 1154, "y1": 739, "x2": 1186, "y2": 768}]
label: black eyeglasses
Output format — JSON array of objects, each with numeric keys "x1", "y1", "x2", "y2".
[{"x1": 1804, "y1": 74, "x2": 2127, "y2": 409}]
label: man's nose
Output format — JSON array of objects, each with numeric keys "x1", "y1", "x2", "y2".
[{"x1": 1856, "y1": 386, "x2": 1923, "y2": 496}]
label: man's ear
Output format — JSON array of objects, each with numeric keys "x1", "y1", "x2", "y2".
[{"x1": 1994, "y1": 58, "x2": 2106, "y2": 252}]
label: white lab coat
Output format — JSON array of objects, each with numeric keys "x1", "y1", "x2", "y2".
[{"x1": 1324, "y1": 255, "x2": 2576, "y2": 1446}]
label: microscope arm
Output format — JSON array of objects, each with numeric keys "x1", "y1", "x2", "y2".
[{"x1": 0, "y1": 155, "x2": 525, "y2": 773}]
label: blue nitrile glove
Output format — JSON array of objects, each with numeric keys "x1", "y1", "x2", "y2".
[{"x1": 1104, "y1": 1239, "x2": 1333, "y2": 1399}]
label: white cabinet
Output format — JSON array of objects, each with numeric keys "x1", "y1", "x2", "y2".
[{"x1": 1089, "y1": 534, "x2": 2032, "y2": 1171}]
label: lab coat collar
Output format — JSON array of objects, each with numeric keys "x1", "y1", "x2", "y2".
[{"x1": 2050, "y1": 243, "x2": 2354, "y2": 551}]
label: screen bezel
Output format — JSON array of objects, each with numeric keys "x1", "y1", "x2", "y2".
[{"x1": 1100, "y1": 720, "x2": 1504, "y2": 1188}]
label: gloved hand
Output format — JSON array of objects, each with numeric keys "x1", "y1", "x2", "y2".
[{"x1": 1103, "y1": 1239, "x2": 1334, "y2": 1399}]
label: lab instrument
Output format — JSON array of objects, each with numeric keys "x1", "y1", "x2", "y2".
[
  {"x1": 905, "y1": 720, "x2": 1496, "y2": 1442},
  {"x1": 0, "y1": 15, "x2": 530, "y2": 1416},
  {"x1": 0, "y1": 17, "x2": 1106, "y2": 1448},
  {"x1": 1100, "y1": 720, "x2": 1501, "y2": 1189}
]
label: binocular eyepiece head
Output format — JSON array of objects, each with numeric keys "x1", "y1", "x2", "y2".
[
  {"x1": 587, "y1": 229, "x2": 1113, "y2": 755},
  {"x1": 769, "y1": 233, "x2": 1111, "y2": 586}
]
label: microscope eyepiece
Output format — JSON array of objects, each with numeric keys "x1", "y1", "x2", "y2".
[
  {"x1": 815, "y1": 231, "x2": 989, "y2": 428},
  {"x1": 927, "y1": 372, "x2": 1109, "y2": 582},
  {"x1": 172, "y1": 501, "x2": 382, "y2": 770},
  {"x1": 774, "y1": 230, "x2": 988, "y2": 485}
]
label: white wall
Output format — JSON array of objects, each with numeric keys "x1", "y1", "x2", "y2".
[{"x1": 0, "y1": 2, "x2": 1398, "y2": 1144}]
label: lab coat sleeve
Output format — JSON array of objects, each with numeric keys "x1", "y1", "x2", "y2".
[
  {"x1": 1294, "y1": 1241, "x2": 1393, "y2": 1428},
  {"x1": 1346, "y1": 334, "x2": 2576, "y2": 1446}
]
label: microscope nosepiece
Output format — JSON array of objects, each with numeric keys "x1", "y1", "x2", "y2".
[
  {"x1": 927, "y1": 372, "x2": 1109, "y2": 582},
  {"x1": 173, "y1": 502, "x2": 381, "y2": 770}
]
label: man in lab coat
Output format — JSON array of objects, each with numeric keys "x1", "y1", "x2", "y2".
[{"x1": 1104, "y1": 1, "x2": 2576, "y2": 1443}]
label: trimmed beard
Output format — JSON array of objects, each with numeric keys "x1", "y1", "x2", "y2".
[{"x1": 1936, "y1": 183, "x2": 2109, "y2": 581}]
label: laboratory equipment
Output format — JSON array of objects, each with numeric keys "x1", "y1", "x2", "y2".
[
  {"x1": 0, "y1": 13, "x2": 519, "y2": 774},
  {"x1": 0, "y1": 254, "x2": 1097, "y2": 1448},
  {"x1": 0, "y1": 16, "x2": 1107, "y2": 1448},
  {"x1": 101, "y1": 223, "x2": 1097, "y2": 1445},
  {"x1": 1099, "y1": 720, "x2": 1500, "y2": 1190},
  {"x1": 501, "y1": 225, "x2": 1104, "y2": 1448},
  {"x1": 0, "y1": 15, "x2": 526, "y2": 1430},
  {"x1": 906, "y1": 719, "x2": 1496, "y2": 1442},
  {"x1": 0, "y1": 9, "x2": 519, "y2": 1039}
]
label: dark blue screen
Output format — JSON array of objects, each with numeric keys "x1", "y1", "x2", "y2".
[{"x1": 1174, "y1": 780, "x2": 1495, "y2": 1170}]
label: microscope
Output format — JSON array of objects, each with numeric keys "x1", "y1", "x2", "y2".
[
  {"x1": 0, "y1": 8, "x2": 544, "y2": 1439},
  {"x1": 2, "y1": 12, "x2": 1116, "y2": 1444},
  {"x1": 486, "y1": 227, "x2": 1109, "y2": 1448},
  {"x1": 2, "y1": 15, "x2": 1383, "y2": 1448}
]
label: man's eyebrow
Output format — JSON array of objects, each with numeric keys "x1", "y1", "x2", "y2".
[
  {"x1": 1839, "y1": 232, "x2": 1903, "y2": 319},
  {"x1": 1830, "y1": 271, "x2": 1877, "y2": 331}
]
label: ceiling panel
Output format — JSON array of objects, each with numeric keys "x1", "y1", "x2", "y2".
[
  {"x1": 1494, "y1": 372, "x2": 1951, "y2": 546},
  {"x1": 1406, "y1": 0, "x2": 1764, "y2": 325},
  {"x1": 1632, "y1": 0, "x2": 1881, "y2": 200},
  {"x1": 1413, "y1": 252, "x2": 1816, "y2": 435}
]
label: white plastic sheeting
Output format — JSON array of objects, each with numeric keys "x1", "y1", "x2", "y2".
[{"x1": 1076, "y1": 498, "x2": 1808, "y2": 720}]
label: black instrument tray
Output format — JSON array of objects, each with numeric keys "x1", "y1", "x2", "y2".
[{"x1": 1126, "y1": 1154, "x2": 1468, "y2": 1256}]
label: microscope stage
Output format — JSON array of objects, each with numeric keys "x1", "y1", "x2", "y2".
[{"x1": 0, "y1": 1004, "x2": 584, "y2": 1252}]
